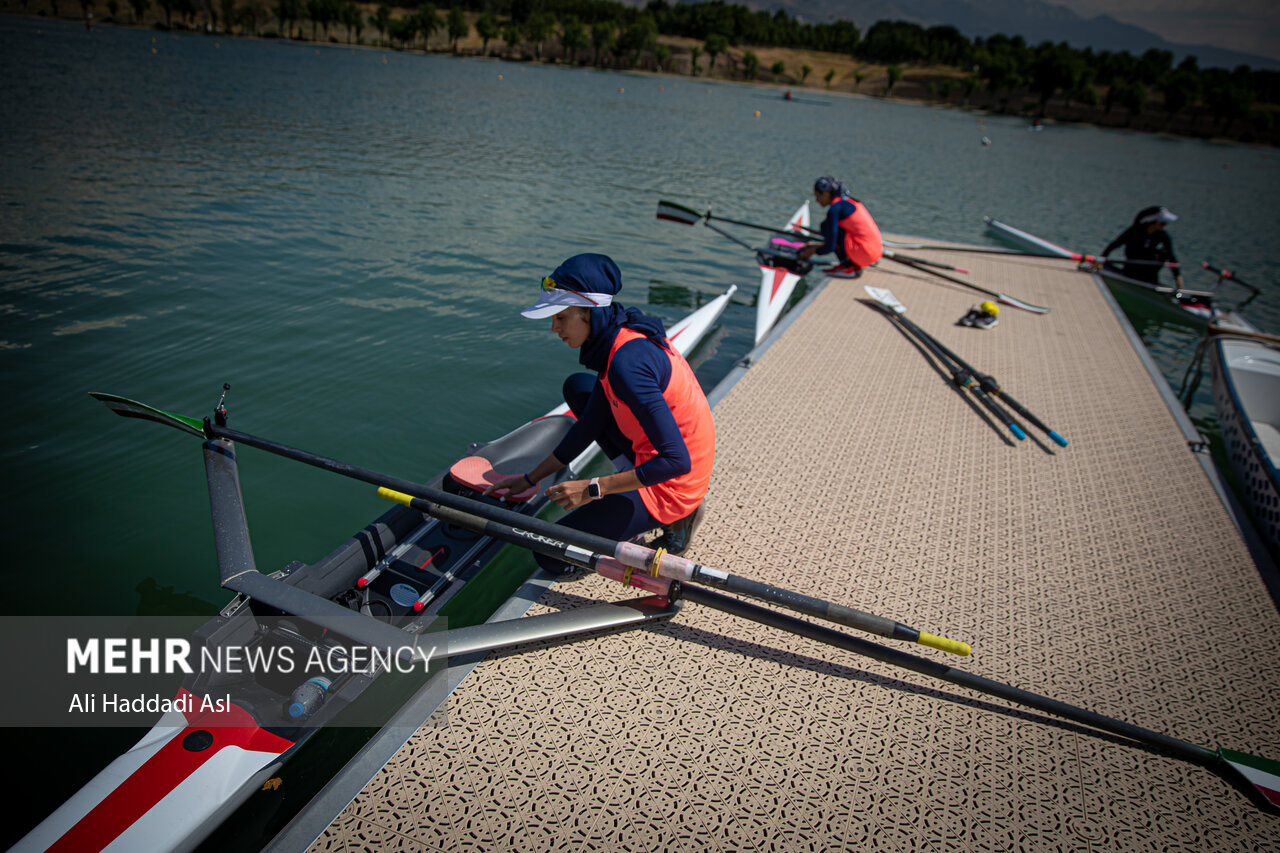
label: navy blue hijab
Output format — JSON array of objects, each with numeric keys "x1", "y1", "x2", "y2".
[{"x1": 547, "y1": 254, "x2": 668, "y2": 373}]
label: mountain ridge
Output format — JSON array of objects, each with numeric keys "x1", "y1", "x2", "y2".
[{"x1": 760, "y1": 0, "x2": 1279, "y2": 71}]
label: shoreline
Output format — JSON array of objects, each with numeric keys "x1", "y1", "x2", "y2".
[{"x1": 6, "y1": 8, "x2": 1277, "y2": 148}]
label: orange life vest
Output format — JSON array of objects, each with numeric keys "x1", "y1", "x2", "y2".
[
  {"x1": 836, "y1": 197, "x2": 884, "y2": 268},
  {"x1": 599, "y1": 328, "x2": 716, "y2": 524}
]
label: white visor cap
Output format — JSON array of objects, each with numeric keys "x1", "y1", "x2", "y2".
[{"x1": 520, "y1": 288, "x2": 614, "y2": 319}]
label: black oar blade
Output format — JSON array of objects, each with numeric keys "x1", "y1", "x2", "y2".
[
  {"x1": 656, "y1": 199, "x2": 704, "y2": 226},
  {"x1": 89, "y1": 392, "x2": 206, "y2": 438},
  {"x1": 1220, "y1": 749, "x2": 1280, "y2": 808}
]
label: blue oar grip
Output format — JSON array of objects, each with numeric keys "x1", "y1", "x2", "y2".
[
  {"x1": 1009, "y1": 423, "x2": 1027, "y2": 440},
  {"x1": 1049, "y1": 431, "x2": 1068, "y2": 447}
]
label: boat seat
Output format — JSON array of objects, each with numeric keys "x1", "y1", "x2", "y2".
[{"x1": 448, "y1": 455, "x2": 538, "y2": 502}]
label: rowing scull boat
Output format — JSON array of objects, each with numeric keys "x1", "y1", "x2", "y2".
[
  {"x1": 16, "y1": 287, "x2": 735, "y2": 853},
  {"x1": 983, "y1": 216, "x2": 1219, "y2": 326},
  {"x1": 754, "y1": 201, "x2": 810, "y2": 344}
]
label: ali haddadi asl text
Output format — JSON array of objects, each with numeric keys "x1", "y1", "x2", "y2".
[{"x1": 67, "y1": 692, "x2": 231, "y2": 715}]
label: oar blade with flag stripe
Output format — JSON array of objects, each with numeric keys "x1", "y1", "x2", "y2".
[
  {"x1": 656, "y1": 199, "x2": 705, "y2": 226},
  {"x1": 89, "y1": 391, "x2": 207, "y2": 437},
  {"x1": 1220, "y1": 749, "x2": 1280, "y2": 807}
]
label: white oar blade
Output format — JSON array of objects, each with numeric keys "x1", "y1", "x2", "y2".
[
  {"x1": 656, "y1": 200, "x2": 704, "y2": 227},
  {"x1": 1220, "y1": 748, "x2": 1280, "y2": 808},
  {"x1": 997, "y1": 293, "x2": 1051, "y2": 314},
  {"x1": 864, "y1": 286, "x2": 906, "y2": 314}
]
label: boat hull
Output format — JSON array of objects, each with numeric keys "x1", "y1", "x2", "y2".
[
  {"x1": 21, "y1": 288, "x2": 736, "y2": 853},
  {"x1": 983, "y1": 216, "x2": 1214, "y2": 327},
  {"x1": 755, "y1": 202, "x2": 810, "y2": 344},
  {"x1": 1211, "y1": 334, "x2": 1280, "y2": 561}
]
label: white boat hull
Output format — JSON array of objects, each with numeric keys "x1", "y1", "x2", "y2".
[
  {"x1": 755, "y1": 202, "x2": 810, "y2": 344},
  {"x1": 1211, "y1": 333, "x2": 1280, "y2": 561}
]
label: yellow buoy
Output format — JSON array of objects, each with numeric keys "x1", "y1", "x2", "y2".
[
  {"x1": 497, "y1": 74, "x2": 503, "y2": 80},
  {"x1": 753, "y1": 110, "x2": 760, "y2": 117},
  {"x1": 618, "y1": 87, "x2": 624, "y2": 93},
  {"x1": 151, "y1": 47, "x2": 156, "y2": 53}
]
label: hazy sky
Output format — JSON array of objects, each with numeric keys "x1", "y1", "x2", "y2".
[{"x1": 1050, "y1": 0, "x2": 1279, "y2": 60}]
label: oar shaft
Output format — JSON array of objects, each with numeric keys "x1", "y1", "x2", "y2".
[
  {"x1": 684, "y1": 585, "x2": 1218, "y2": 766},
  {"x1": 709, "y1": 212, "x2": 821, "y2": 239},
  {"x1": 884, "y1": 312, "x2": 1025, "y2": 440},
  {"x1": 379, "y1": 488, "x2": 969, "y2": 655},
  {"x1": 703, "y1": 219, "x2": 758, "y2": 252},
  {"x1": 885, "y1": 241, "x2": 1178, "y2": 268},
  {"x1": 884, "y1": 253, "x2": 1050, "y2": 314},
  {"x1": 883, "y1": 250, "x2": 969, "y2": 274},
  {"x1": 895, "y1": 314, "x2": 1064, "y2": 445},
  {"x1": 200, "y1": 421, "x2": 969, "y2": 654}
]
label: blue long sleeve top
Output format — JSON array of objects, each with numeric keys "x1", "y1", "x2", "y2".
[
  {"x1": 552, "y1": 337, "x2": 692, "y2": 487},
  {"x1": 815, "y1": 198, "x2": 859, "y2": 257}
]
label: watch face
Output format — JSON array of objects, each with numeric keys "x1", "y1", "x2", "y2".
[{"x1": 588, "y1": 481, "x2": 601, "y2": 498}]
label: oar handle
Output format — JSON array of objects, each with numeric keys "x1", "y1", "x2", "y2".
[
  {"x1": 1201, "y1": 261, "x2": 1259, "y2": 293},
  {"x1": 917, "y1": 632, "x2": 972, "y2": 656}
]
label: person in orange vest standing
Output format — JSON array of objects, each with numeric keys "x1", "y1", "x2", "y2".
[
  {"x1": 797, "y1": 175, "x2": 883, "y2": 278},
  {"x1": 486, "y1": 253, "x2": 715, "y2": 573}
]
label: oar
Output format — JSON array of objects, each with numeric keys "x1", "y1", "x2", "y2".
[
  {"x1": 379, "y1": 489, "x2": 969, "y2": 655},
  {"x1": 657, "y1": 199, "x2": 822, "y2": 239},
  {"x1": 1202, "y1": 261, "x2": 1262, "y2": 303},
  {"x1": 882, "y1": 252, "x2": 1051, "y2": 315},
  {"x1": 866, "y1": 288, "x2": 1067, "y2": 447},
  {"x1": 862, "y1": 294, "x2": 1027, "y2": 441},
  {"x1": 89, "y1": 391, "x2": 970, "y2": 656},
  {"x1": 884, "y1": 239, "x2": 1182, "y2": 269},
  {"x1": 89, "y1": 393, "x2": 1280, "y2": 810},
  {"x1": 882, "y1": 249, "x2": 970, "y2": 274},
  {"x1": 381, "y1": 492, "x2": 1280, "y2": 812}
]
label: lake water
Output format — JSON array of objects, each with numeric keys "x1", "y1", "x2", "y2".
[{"x1": 2, "y1": 13, "x2": 1279, "y2": 845}]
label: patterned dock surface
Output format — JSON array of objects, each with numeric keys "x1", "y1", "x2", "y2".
[{"x1": 313, "y1": 250, "x2": 1280, "y2": 852}]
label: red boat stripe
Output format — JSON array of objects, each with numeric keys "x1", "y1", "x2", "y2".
[{"x1": 48, "y1": 688, "x2": 293, "y2": 853}]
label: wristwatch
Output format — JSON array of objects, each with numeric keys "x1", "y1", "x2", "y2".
[{"x1": 587, "y1": 477, "x2": 602, "y2": 500}]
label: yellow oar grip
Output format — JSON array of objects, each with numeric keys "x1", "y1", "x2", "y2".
[
  {"x1": 378, "y1": 486, "x2": 414, "y2": 507},
  {"x1": 917, "y1": 632, "x2": 971, "y2": 656}
]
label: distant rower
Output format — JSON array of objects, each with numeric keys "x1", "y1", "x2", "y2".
[{"x1": 798, "y1": 175, "x2": 884, "y2": 278}]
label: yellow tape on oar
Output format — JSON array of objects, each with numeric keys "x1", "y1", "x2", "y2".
[
  {"x1": 379, "y1": 487, "x2": 413, "y2": 506},
  {"x1": 918, "y1": 632, "x2": 971, "y2": 656}
]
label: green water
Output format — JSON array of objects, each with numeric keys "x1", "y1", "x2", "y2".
[{"x1": 3, "y1": 13, "x2": 1279, "y2": 846}]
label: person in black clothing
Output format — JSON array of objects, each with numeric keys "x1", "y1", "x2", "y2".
[{"x1": 1099, "y1": 206, "x2": 1185, "y2": 288}]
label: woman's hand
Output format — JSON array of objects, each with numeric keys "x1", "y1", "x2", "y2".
[
  {"x1": 484, "y1": 475, "x2": 533, "y2": 501},
  {"x1": 545, "y1": 479, "x2": 592, "y2": 510},
  {"x1": 798, "y1": 244, "x2": 818, "y2": 261}
]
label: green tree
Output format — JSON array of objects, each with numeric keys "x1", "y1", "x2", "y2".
[
  {"x1": 852, "y1": 70, "x2": 865, "y2": 91},
  {"x1": 525, "y1": 11, "x2": 554, "y2": 60},
  {"x1": 446, "y1": 7, "x2": 466, "y2": 52},
  {"x1": 620, "y1": 16, "x2": 657, "y2": 68},
  {"x1": 156, "y1": 0, "x2": 174, "y2": 27},
  {"x1": 800, "y1": 63, "x2": 811, "y2": 83},
  {"x1": 1031, "y1": 44, "x2": 1083, "y2": 114},
  {"x1": 655, "y1": 43, "x2": 671, "y2": 71},
  {"x1": 1162, "y1": 69, "x2": 1201, "y2": 121},
  {"x1": 689, "y1": 44, "x2": 701, "y2": 75},
  {"x1": 560, "y1": 16, "x2": 587, "y2": 64},
  {"x1": 742, "y1": 50, "x2": 760, "y2": 79},
  {"x1": 704, "y1": 32, "x2": 727, "y2": 74},
  {"x1": 885, "y1": 64, "x2": 902, "y2": 96},
  {"x1": 106, "y1": 0, "x2": 118, "y2": 19},
  {"x1": 938, "y1": 78, "x2": 955, "y2": 102},
  {"x1": 1121, "y1": 79, "x2": 1148, "y2": 124},
  {"x1": 591, "y1": 21, "x2": 615, "y2": 67},
  {"x1": 129, "y1": 0, "x2": 149, "y2": 23},
  {"x1": 502, "y1": 23, "x2": 522, "y2": 57},
  {"x1": 218, "y1": 0, "x2": 233, "y2": 30},
  {"x1": 824, "y1": 68, "x2": 835, "y2": 88},
  {"x1": 238, "y1": 0, "x2": 264, "y2": 34},
  {"x1": 275, "y1": 0, "x2": 299, "y2": 37},
  {"x1": 342, "y1": 1, "x2": 362, "y2": 43},
  {"x1": 770, "y1": 59, "x2": 785, "y2": 81},
  {"x1": 372, "y1": 3, "x2": 391, "y2": 44},
  {"x1": 474, "y1": 10, "x2": 497, "y2": 55},
  {"x1": 416, "y1": 4, "x2": 440, "y2": 50}
]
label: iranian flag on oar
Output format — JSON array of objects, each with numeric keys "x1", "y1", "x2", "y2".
[
  {"x1": 656, "y1": 199, "x2": 705, "y2": 226},
  {"x1": 1221, "y1": 749, "x2": 1280, "y2": 807}
]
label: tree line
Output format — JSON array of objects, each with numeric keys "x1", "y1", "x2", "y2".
[{"x1": 65, "y1": 0, "x2": 1278, "y2": 141}]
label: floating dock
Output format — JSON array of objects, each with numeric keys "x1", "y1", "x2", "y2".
[{"x1": 309, "y1": 248, "x2": 1280, "y2": 851}]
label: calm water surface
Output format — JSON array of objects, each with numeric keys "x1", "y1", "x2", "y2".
[{"x1": 2, "y1": 13, "x2": 1279, "y2": 843}]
